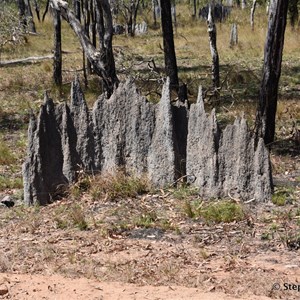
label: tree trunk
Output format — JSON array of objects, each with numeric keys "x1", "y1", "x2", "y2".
[
  {"x1": 192, "y1": 0, "x2": 197, "y2": 18},
  {"x1": 53, "y1": 8, "x2": 62, "y2": 86},
  {"x1": 289, "y1": 0, "x2": 299, "y2": 29},
  {"x1": 152, "y1": 0, "x2": 158, "y2": 27},
  {"x1": 250, "y1": 0, "x2": 257, "y2": 30},
  {"x1": 255, "y1": 0, "x2": 289, "y2": 146},
  {"x1": 51, "y1": 0, "x2": 118, "y2": 97},
  {"x1": 25, "y1": 0, "x2": 36, "y2": 32},
  {"x1": 207, "y1": 5, "x2": 220, "y2": 91},
  {"x1": 241, "y1": 0, "x2": 247, "y2": 9},
  {"x1": 73, "y1": 0, "x2": 81, "y2": 21},
  {"x1": 230, "y1": 23, "x2": 238, "y2": 47},
  {"x1": 95, "y1": 0, "x2": 118, "y2": 94},
  {"x1": 160, "y1": 0, "x2": 179, "y2": 90},
  {"x1": 83, "y1": 0, "x2": 91, "y2": 75},
  {"x1": 17, "y1": 0, "x2": 27, "y2": 29},
  {"x1": 131, "y1": 0, "x2": 141, "y2": 37},
  {"x1": 89, "y1": 0, "x2": 97, "y2": 48},
  {"x1": 32, "y1": 0, "x2": 40, "y2": 21}
]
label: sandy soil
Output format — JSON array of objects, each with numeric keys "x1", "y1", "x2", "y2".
[
  {"x1": 0, "y1": 273, "x2": 276, "y2": 300},
  {"x1": 0, "y1": 176, "x2": 300, "y2": 300}
]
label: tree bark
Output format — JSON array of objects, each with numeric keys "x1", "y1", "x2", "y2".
[
  {"x1": 82, "y1": 0, "x2": 91, "y2": 75},
  {"x1": 160, "y1": 0, "x2": 179, "y2": 90},
  {"x1": 241, "y1": 0, "x2": 247, "y2": 9},
  {"x1": 0, "y1": 55, "x2": 53, "y2": 67},
  {"x1": 132, "y1": 0, "x2": 141, "y2": 37},
  {"x1": 53, "y1": 8, "x2": 62, "y2": 86},
  {"x1": 230, "y1": 23, "x2": 238, "y2": 47},
  {"x1": 25, "y1": 0, "x2": 36, "y2": 33},
  {"x1": 17, "y1": 0, "x2": 27, "y2": 29},
  {"x1": 95, "y1": 0, "x2": 118, "y2": 93},
  {"x1": 192, "y1": 0, "x2": 197, "y2": 18},
  {"x1": 289, "y1": 0, "x2": 299, "y2": 29},
  {"x1": 152, "y1": 0, "x2": 158, "y2": 27},
  {"x1": 73, "y1": 0, "x2": 81, "y2": 21},
  {"x1": 255, "y1": 0, "x2": 289, "y2": 146},
  {"x1": 207, "y1": 5, "x2": 220, "y2": 91},
  {"x1": 32, "y1": 0, "x2": 40, "y2": 21},
  {"x1": 250, "y1": 0, "x2": 257, "y2": 30},
  {"x1": 51, "y1": 0, "x2": 118, "y2": 97}
]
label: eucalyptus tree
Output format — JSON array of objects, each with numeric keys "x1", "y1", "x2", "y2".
[
  {"x1": 289, "y1": 0, "x2": 299, "y2": 29},
  {"x1": 160, "y1": 0, "x2": 179, "y2": 90},
  {"x1": 207, "y1": 3, "x2": 220, "y2": 92},
  {"x1": 255, "y1": 0, "x2": 289, "y2": 145},
  {"x1": 119, "y1": 0, "x2": 141, "y2": 36},
  {"x1": 17, "y1": 0, "x2": 36, "y2": 32},
  {"x1": 49, "y1": 0, "x2": 119, "y2": 97}
]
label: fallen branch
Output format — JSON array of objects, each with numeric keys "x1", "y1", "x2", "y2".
[{"x1": 0, "y1": 55, "x2": 53, "y2": 67}]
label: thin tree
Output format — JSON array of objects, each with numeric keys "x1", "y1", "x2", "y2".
[
  {"x1": 52, "y1": 7, "x2": 62, "y2": 86},
  {"x1": 255, "y1": 0, "x2": 289, "y2": 145},
  {"x1": 289, "y1": 0, "x2": 299, "y2": 29},
  {"x1": 207, "y1": 4, "x2": 220, "y2": 92},
  {"x1": 250, "y1": 0, "x2": 257, "y2": 30},
  {"x1": 73, "y1": 0, "x2": 81, "y2": 21},
  {"x1": 95, "y1": 0, "x2": 118, "y2": 93},
  {"x1": 152, "y1": 0, "x2": 159, "y2": 27},
  {"x1": 192, "y1": 0, "x2": 197, "y2": 18},
  {"x1": 50, "y1": 0, "x2": 119, "y2": 97},
  {"x1": 25, "y1": 0, "x2": 36, "y2": 32},
  {"x1": 160, "y1": 0, "x2": 179, "y2": 90},
  {"x1": 17, "y1": 0, "x2": 27, "y2": 29},
  {"x1": 120, "y1": 0, "x2": 141, "y2": 37}
]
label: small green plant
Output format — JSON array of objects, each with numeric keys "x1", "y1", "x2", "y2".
[
  {"x1": 261, "y1": 232, "x2": 272, "y2": 241},
  {"x1": 69, "y1": 173, "x2": 91, "y2": 199},
  {"x1": 0, "y1": 176, "x2": 22, "y2": 191},
  {"x1": 135, "y1": 211, "x2": 157, "y2": 228},
  {"x1": 54, "y1": 217, "x2": 68, "y2": 229},
  {"x1": 172, "y1": 185, "x2": 199, "y2": 200},
  {"x1": 183, "y1": 200, "x2": 195, "y2": 218},
  {"x1": 69, "y1": 205, "x2": 88, "y2": 230},
  {"x1": 159, "y1": 219, "x2": 175, "y2": 231},
  {"x1": 0, "y1": 137, "x2": 16, "y2": 165},
  {"x1": 198, "y1": 200, "x2": 245, "y2": 224},
  {"x1": 182, "y1": 199, "x2": 203, "y2": 219},
  {"x1": 272, "y1": 192, "x2": 287, "y2": 206}
]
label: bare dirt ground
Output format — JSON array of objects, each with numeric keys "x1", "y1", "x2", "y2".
[
  {"x1": 0, "y1": 273, "x2": 273, "y2": 300},
  {"x1": 0, "y1": 165, "x2": 300, "y2": 300}
]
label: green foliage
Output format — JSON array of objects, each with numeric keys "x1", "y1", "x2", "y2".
[
  {"x1": 272, "y1": 188, "x2": 294, "y2": 206},
  {"x1": 183, "y1": 200, "x2": 195, "y2": 218},
  {"x1": 135, "y1": 211, "x2": 158, "y2": 228},
  {"x1": 0, "y1": 137, "x2": 16, "y2": 165},
  {"x1": 272, "y1": 192, "x2": 287, "y2": 206},
  {"x1": 0, "y1": 176, "x2": 23, "y2": 190},
  {"x1": 198, "y1": 200, "x2": 245, "y2": 224},
  {"x1": 172, "y1": 185, "x2": 199, "y2": 200}
]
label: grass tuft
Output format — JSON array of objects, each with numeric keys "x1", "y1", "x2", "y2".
[
  {"x1": 0, "y1": 137, "x2": 17, "y2": 165},
  {"x1": 194, "y1": 200, "x2": 245, "y2": 224},
  {"x1": 89, "y1": 171, "x2": 150, "y2": 201},
  {"x1": 69, "y1": 204, "x2": 88, "y2": 231}
]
